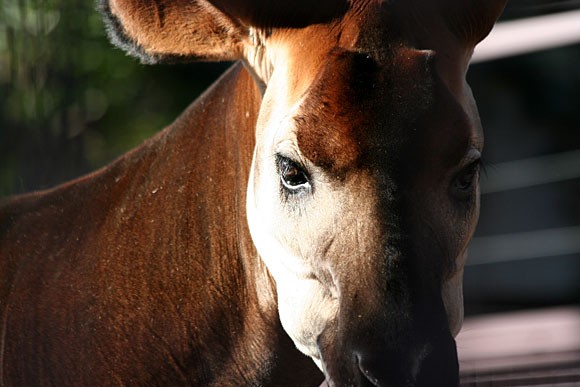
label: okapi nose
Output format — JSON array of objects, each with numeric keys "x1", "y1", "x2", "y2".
[
  {"x1": 356, "y1": 351, "x2": 413, "y2": 386},
  {"x1": 355, "y1": 334, "x2": 459, "y2": 387}
]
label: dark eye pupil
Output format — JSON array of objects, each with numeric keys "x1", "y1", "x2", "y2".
[
  {"x1": 277, "y1": 156, "x2": 310, "y2": 190},
  {"x1": 455, "y1": 163, "x2": 479, "y2": 192},
  {"x1": 283, "y1": 166, "x2": 308, "y2": 187},
  {"x1": 456, "y1": 171, "x2": 474, "y2": 190}
]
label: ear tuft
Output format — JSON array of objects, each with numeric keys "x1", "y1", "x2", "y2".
[{"x1": 99, "y1": 0, "x2": 161, "y2": 64}]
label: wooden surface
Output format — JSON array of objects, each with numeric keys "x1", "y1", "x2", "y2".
[{"x1": 457, "y1": 306, "x2": 580, "y2": 386}]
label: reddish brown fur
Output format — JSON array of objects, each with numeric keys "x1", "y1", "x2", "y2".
[
  {"x1": 295, "y1": 50, "x2": 373, "y2": 174},
  {"x1": 296, "y1": 47, "x2": 435, "y2": 176},
  {"x1": 0, "y1": 64, "x2": 321, "y2": 386}
]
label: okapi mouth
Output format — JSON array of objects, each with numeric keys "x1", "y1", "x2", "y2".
[
  {"x1": 311, "y1": 291, "x2": 460, "y2": 387},
  {"x1": 317, "y1": 336, "x2": 459, "y2": 387}
]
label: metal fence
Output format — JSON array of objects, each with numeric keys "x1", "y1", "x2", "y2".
[{"x1": 464, "y1": 8, "x2": 580, "y2": 313}]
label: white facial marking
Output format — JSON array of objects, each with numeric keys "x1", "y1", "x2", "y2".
[
  {"x1": 246, "y1": 153, "x2": 338, "y2": 367},
  {"x1": 245, "y1": 48, "x2": 340, "y2": 365}
]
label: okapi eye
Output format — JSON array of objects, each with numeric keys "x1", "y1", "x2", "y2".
[
  {"x1": 276, "y1": 155, "x2": 311, "y2": 192},
  {"x1": 452, "y1": 161, "x2": 480, "y2": 200}
]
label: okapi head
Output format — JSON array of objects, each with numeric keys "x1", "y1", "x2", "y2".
[{"x1": 101, "y1": 0, "x2": 505, "y2": 385}]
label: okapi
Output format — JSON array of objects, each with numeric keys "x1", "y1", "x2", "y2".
[{"x1": 0, "y1": 0, "x2": 506, "y2": 386}]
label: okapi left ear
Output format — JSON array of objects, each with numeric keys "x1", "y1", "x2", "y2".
[
  {"x1": 442, "y1": 0, "x2": 507, "y2": 48},
  {"x1": 100, "y1": 0, "x2": 245, "y2": 64},
  {"x1": 99, "y1": 0, "x2": 348, "y2": 64}
]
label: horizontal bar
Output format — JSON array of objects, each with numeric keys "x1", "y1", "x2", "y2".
[
  {"x1": 472, "y1": 9, "x2": 580, "y2": 63},
  {"x1": 481, "y1": 149, "x2": 580, "y2": 194},
  {"x1": 458, "y1": 306, "x2": 580, "y2": 373},
  {"x1": 467, "y1": 226, "x2": 580, "y2": 266}
]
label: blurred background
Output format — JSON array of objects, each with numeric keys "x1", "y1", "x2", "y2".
[
  {"x1": 465, "y1": 1, "x2": 580, "y2": 316},
  {"x1": 1, "y1": 0, "x2": 579, "y2": 316},
  {"x1": 0, "y1": 0, "x2": 229, "y2": 195}
]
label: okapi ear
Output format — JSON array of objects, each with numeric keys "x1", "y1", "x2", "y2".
[
  {"x1": 99, "y1": 0, "x2": 349, "y2": 64},
  {"x1": 99, "y1": 0, "x2": 245, "y2": 64},
  {"x1": 442, "y1": 0, "x2": 507, "y2": 48}
]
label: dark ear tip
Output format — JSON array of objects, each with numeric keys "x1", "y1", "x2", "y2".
[{"x1": 97, "y1": 0, "x2": 162, "y2": 64}]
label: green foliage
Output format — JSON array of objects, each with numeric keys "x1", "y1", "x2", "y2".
[{"x1": 0, "y1": 0, "x2": 227, "y2": 196}]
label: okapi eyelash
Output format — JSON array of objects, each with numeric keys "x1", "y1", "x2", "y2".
[{"x1": 478, "y1": 157, "x2": 494, "y2": 180}]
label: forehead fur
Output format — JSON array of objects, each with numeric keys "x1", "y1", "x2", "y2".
[{"x1": 295, "y1": 47, "x2": 435, "y2": 174}]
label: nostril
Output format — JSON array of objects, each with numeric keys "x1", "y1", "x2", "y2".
[
  {"x1": 356, "y1": 352, "x2": 415, "y2": 387},
  {"x1": 354, "y1": 336, "x2": 458, "y2": 387},
  {"x1": 411, "y1": 343, "x2": 433, "y2": 381},
  {"x1": 357, "y1": 360, "x2": 381, "y2": 386},
  {"x1": 355, "y1": 353, "x2": 381, "y2": 386},
  {"x1": 415, "y1": 336, "x2": 459, "y2": 387}
]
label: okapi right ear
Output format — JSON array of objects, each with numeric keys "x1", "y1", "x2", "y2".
[
  {"x1": 99, "y1": 0, "x2": 348, "y2": 64},
  {"x1": 442, "y1": 0, "x2": 507, "y2": 48}
]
